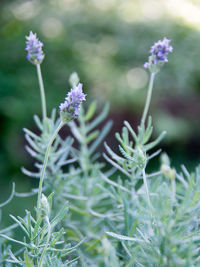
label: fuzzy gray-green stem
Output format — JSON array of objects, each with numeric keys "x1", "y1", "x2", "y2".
[
  {"x1": 79, "y1": 111, "x2": 90, "y2": 193},
  {"x1": 36, "y1": 64, "x2": 47, "y2": 120},
  {"x1": 141, "y1": 72, "x2": 155, "y2": 126},
  {"x1": 171, "y1": 178, "x2": 176, "y2": 204},
  {"x1": 37, "y1": 121, "x2": 64, "y2": 219},
  {"x1": 142, "y1": 168, "x2": 152, "y2": 215}
]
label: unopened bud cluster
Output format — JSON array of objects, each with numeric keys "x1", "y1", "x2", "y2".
[
  {"x1": 40, "y1": 194, "x2": 50, "y2": 217},
  {"x1": 25, "y1": 31, "x2": 44, "y2": 65}
]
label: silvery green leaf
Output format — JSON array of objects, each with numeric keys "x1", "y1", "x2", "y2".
[
  {"x1": 124, "y1": 121, "x2": 138, "y2": 144},
  {"x1": 144, "y1": 130, "x2": 166, "y2": 151},
  {"x1": 106, "y1": 232, "x2": 144, "y2": 242},
  {"x1": 89, "y1": 120, "x2": 112, "y2": 156},
  {"x1": 84, "y1": 101, "x2": 97, "y2": 122},
  {"x1": 86, "y1": 102, "x2": 109, "y2": 133}
]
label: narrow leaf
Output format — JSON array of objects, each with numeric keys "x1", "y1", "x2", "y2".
[
  {"x1": 33, "y1": 115, "x2": 43, "y2": 131},
  {"x1": 89, "y1": 120, "x2": 112, "y2": 156},
  {"x1": 144, "y1": 131, "x2": 166, "y2": 151},
  {"x1": 84, "y1": 101, "x2": 97, "y2": 121},
  {"x1": 124, "y1": 121, "x2": 138, "y2": 143},
  {"x1": 106, "y1": 232, "x2": 144, "y2": 242},
  {"x1": 87, "y1": 102, "x2": 109, "y2": 133}
]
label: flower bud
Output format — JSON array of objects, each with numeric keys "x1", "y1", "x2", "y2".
[
  {"x1": 69, "y1": 72, "x2": 80, "y2": 87},
  {"x1": 160, "y1": 152, "x2": 170, "y2": 166},
  {"x1": 40, "y1": 194, "x2": 50, "y2": 217},
  {"x1": 161, "y1": 164, "x2": 176, "y2": 180}
]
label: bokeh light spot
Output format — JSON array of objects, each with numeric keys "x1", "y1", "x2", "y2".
[
  {"x1": 118, "y1": 1, "x2": 141, "y2": 23},
  {"x1": 12, "y1": 1, "x2": 39, "y2": 20},
  {"x1": 141, "y1": 0, "x2": 164, "y2": 20},
  {"x1": 126, "y1": 68, "x2": 148, "y2": 90},
  {"x1": 164, "y1": 0, "x2": 200, "y2": 31},
  {"x1": 41, "y1": 17, "x2": 63, "y2": 38},
  {"x1": 57, "y1": 0, "x2": 81, "y2": 11}
]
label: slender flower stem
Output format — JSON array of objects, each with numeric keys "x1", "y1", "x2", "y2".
[
  {"x1": 142, "y1": 168, "x2": 152, "y2": 215},
  {"x1": 141, "y1": 72, "x2": 155, "y2": 126},
  {"x1": 36, "y1": 64, "x2": 47, "y2": 120},
  {"x1": 39, "y1": 216, "x2": 51, "y2": 267},
  {"x1": 79, "y1": 115, "x2": 90, "y2": 193},
  {"x1": 171, "y1": 178, "x2": 176, "y2": 204},
  {"x1": 37, "y1": 121, "x2": 64, "y2": 218}
]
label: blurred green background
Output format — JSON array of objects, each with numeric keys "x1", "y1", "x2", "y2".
[{"x1": 0, "y1": 0, "x2": 200, "y2": 213}]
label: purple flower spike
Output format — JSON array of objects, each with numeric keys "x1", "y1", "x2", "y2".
[
  {"x1": 59, "y1": 83, "x2": 86, "y2": 122},
  {"x1": 144, "y1": 37, "x2": 173, "y2": 73},
  {"x1": 150, "y1": 37, "x2": 173, "y2": 63},
  {"x1": 25, "y1": 31, "x2": 44, "y2": 65}
]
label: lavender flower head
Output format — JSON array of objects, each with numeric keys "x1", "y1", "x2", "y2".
[
  {"x1": 59, "y1": 83, "x2": 86, "y2": 122},
  {"x1": 144, "y1": 37, "x2": 173, "y2": 73},
  {"x1": 25, "y1": 31, "x2": 44, "y2": 65}
]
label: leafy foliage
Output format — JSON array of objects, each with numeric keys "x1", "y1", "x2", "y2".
[
  {"x1": 62, "y1": 102, "x2": 114, "y2": 263},
  {"x1": 0, "y1": 194, "x2": 80, "y2": 266},
  {"x1": 104, "y1": 116, "x2": 164, "y2": 184},
  {"x1": 106, "y1": 165, "x2": 200, "y2": 266},
  {"x1": 69, "y1": 101, "x2": 112, "y2": 173}
]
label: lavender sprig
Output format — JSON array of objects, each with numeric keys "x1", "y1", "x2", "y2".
[
  {"x1": 25, "y1": 31, "x2": 47, "y2": 119},
  {"x1": 25, "y1": 31, "x2": 44, "y2": 65},
  {"x1": 37, "y1": 83, "x2": 86, "y2": 217},
  {"x1": 144, "y1": 37, "x2": 173, "y2": 73},
  {"x1": 142, "y1": 38, "x2": 173, "y2": 124},
  {"x1": 60, "y1": 83, "x2": 86, "y2": 122}
]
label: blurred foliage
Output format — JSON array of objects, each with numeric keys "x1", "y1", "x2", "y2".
[{"x1": 0, "y1": 0, "x2": 200, "y2": 184}]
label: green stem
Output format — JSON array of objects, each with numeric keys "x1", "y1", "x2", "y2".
[
  {"x1": 142, "y1": 168, "x2": 152, "y2": 215},
  {"x1": 141, "y1": 72, "x2": 155, "y2": 126},
  {"x1": 36, "y1": 64, "x2": 47, "y2": 120},
  {"x1": 37, "y1": 121, "x2": 64, "y2": 218},
  {"x1": 39, "y1": 216, "x2": 51, "y2": 267},
  {"x1": 171, "y1": 178, "x2": 176, "y2": 204},
  {"x1": 79, "y1": 110, "x2": 90, "y2": 194}
]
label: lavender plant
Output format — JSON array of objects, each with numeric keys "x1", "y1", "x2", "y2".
[
  {"x1": 23, "y1": 33, "x2": 83, "y2": 210},
  {"x1": 103, "y1": 37, "x2": 173, "y2": 214},
  {"x1": 102, "y1": 38, "x2": 200, "y2": 266},
  {"x1": 0, "y1": 32, "x2": 86, "y2": 266},
  {"x1": 22, "y1": 58, "x2": 113, "y2": 262},
  {"x1": 23, "y1": 33, "x2": 112, "y2": 264},
  {"x1": 37, "y1": 73, "x2": 114, "y2": 263},
  {"x1": 1, "y1": 33, "x2": 200, "y2": 267}
]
